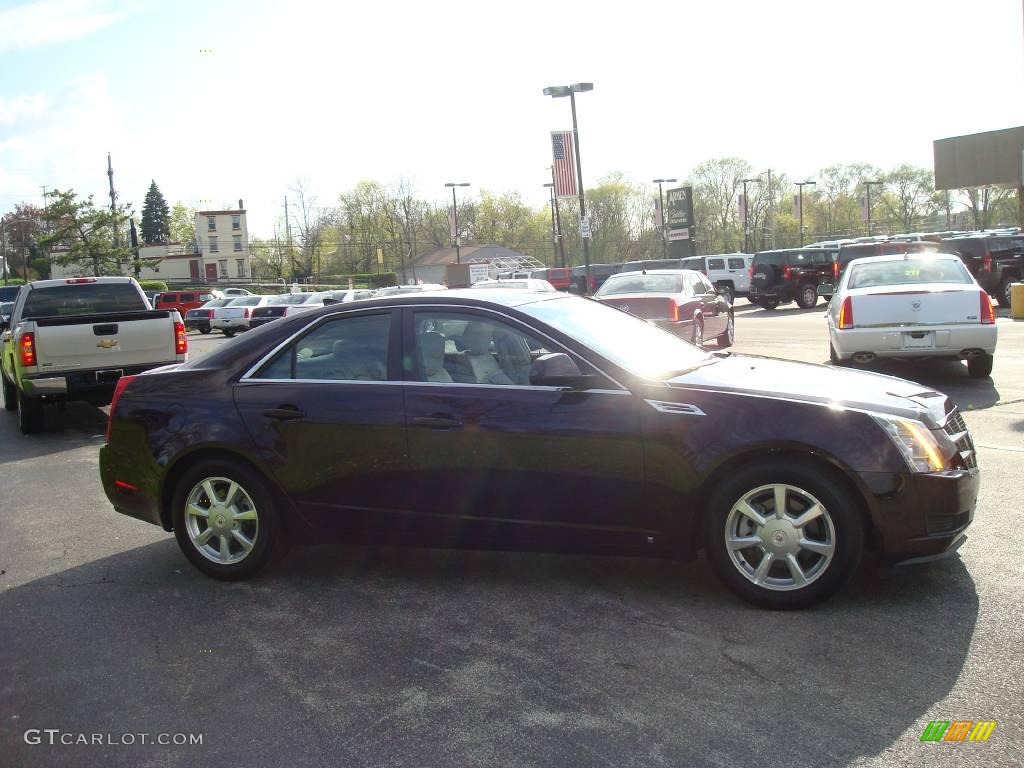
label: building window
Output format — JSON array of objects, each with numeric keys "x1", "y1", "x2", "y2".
[
  {"x1": 219, "y1": 260, "x2": 228, "y2": 277},
  {"x1": 232, "y1": 215, "x2": 240, "y2": 230},
  {"x1": 236, "y1": 259, "x2": 245, "y2": 278},
  {"x1": 209, "y1": 236, "x2": 218, "y2": 253},
  {"x1": 233, "y1": 235, "x2": 242, "y2": 252},
  {"x1": 207, "y1": 216, "x2": 215, "y2": 231}
]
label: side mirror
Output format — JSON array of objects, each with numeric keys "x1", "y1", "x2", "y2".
[{"x1": 529, "y1": 353, "x2": 597, "y2": 389}]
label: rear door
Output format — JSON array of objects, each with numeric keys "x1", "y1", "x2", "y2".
[
  {"x1": 233, "y1": 309, "x2": 412, "y2": 534},
  {"x1": 727, "y1": 256, "x2": 749, "y2": 291}
]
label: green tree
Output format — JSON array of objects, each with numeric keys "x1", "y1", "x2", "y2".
[
  {"x1": 38, "y1": 189, "x2": 131, "y2": 276},
  {"x1": 168, "y1": 202, "x2": 197, "y2": 247},
  {"x1": 140, "y1": 180, "x2": 170, "y2": 244}
]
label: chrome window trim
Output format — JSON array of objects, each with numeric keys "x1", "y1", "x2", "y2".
[
  {"x1": 237, "y1": 378, "x2": 629, "y2": 394},
  {"x1": 239, "y1": 301, "x2": 630, "y2": 391}
]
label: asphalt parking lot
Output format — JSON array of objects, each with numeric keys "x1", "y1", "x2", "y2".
[{"x1": 1, "y1": 306, "x2": 1022, "y2": 768}]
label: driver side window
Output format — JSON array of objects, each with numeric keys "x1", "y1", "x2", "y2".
[{"x1": 410, "y1": 312, "x2": 554, "y2": 386}]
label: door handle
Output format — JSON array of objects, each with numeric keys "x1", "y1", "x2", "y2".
[
  {"x1": 262, "y1": 406, "x2": 306, "y2": 420},
  {"x1": 412, "y1": 415, "x2": 462, "y2": 429}
]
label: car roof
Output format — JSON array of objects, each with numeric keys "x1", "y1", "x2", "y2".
[
  {"x1": 844, "y1": 253, "x2": 962, "y2": 266},
  {"x1": 609, "y1": 269, "x2": 694, "y2": 276}
]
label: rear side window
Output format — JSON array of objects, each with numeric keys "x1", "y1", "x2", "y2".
[
  {"x1": 707, "y1": 258, "x2": 725, "y2": 271},
  {"x1": 158, "y1": 293, "x2": 177, "y2": 304},
  {"x1": 987, "y1": 237, "x2": 1024, "y2": 256},
  {"x1": 21, "y1": 283, "x2": 147, "y2": 318},
  {"x1": 810, "y1": 252, "x2": 831, "y2": 265},
  {"x1": 681, "y1": 258, "x2": 703, "y2": 269},
  {"x1": 258, "y1": 313, "x2": 392, "y2": 381},
  {"x1": 787, "y1": 252, "x2": 814, "y2": 266},
  {"x1": 181, "y1": 293, "x2": 196, "y2": 302},
  {"x1": 839, "y1": 245, "x2": 878, "y2": 268},
  {"x1": 727, "y1": 258, "x2": 746, "y2": 269}
]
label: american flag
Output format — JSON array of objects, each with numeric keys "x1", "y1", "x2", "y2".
[{"x1": 550, "y1": 131, "x2": 577, "y2": 198}]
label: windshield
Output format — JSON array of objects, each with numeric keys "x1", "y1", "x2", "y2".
[
  {"x1": 595, "y1": 273, "x2": 684, "y2": 297},
  {"x1": 521, "y1": 296, "x2": 711, "y2": 379},
  {"x1": 848, "y1": 258, "x2": 972, "y2": 288}
]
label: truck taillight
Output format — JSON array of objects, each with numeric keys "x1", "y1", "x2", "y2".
[
  {"x1": 980, "y1": 291, "x2": 995, "y2": 324},
  {"x1": 748, "y1": 266, "x2": 753, "y2": 279},
  {"x1": 106, "y1": 375, "x2": 137, "y2": 443},
  {"x1": 174, "y1": 321, "x2": 187, "y2": 355},
  {"x1": 783, "y1": 265, "x2": 791, "y2": 280},
  {"x1": 832, "y1": 260, "x2": 839, "y2": 281},
  {"x1": 244, "y1": 307, "x2": 252, "y2": 318},
  {"x1": 838, "y1": 297, "x2": 854, "y2": 329},
  {"x1": 981, "y1": 252, "x2": 992, "y2": 272},
  {"x1": 19, "y1": 332, "x2": 36, "y2": 366}
]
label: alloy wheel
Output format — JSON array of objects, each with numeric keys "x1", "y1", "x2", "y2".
[
  {"x1": 183, "y1": 476, "x2": 260, "y2": 564},
  {"x1": 724, "y1": 483, "x2": 836, "y2": 591},
  {"x1": 693, "y1": 321, "x2": 703, "y2": 347}
]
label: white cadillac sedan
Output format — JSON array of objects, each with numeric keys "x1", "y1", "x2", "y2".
[{"x1": 827, "y1": 253, "x2": 997, "y2": 378}]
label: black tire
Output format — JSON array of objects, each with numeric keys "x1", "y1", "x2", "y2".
[
  {"x1": 717, "y1": 312, "x2": 734, "y2": 348},
  {"x1": 997, "y1": 278, "x2": 1013, "y2": 308},
  {"x1": 796, "y1": 283, "x2": 818, "y2": 309},
  {"x1": 829, "y1": 342, "x2": 848, "y2": 366},
  {"x1": 2, "y1": 374, "x2": 16, "y2": 411},
  {"x1": 17, "y1": 390, "x2": 44, "y2": 434},
  {"x1": 967, "y1": 354, "x2": 993, "y2": 379},
  {"x1": 717, "y1": 284, "x2": 734, "y2": 304},
  {"x1": 171, "y1": 458, "x2": 289, "y2": 580},
  {"x1": 199, "y1": 327, "x2": 211, "y2": 335},
  {"x1": 703, "y1": 459, "x2": 865, "y2": 609},
  {"x1": 222, "y1": 329, "x2": 236, "y2": 338},
  {"x1": 763, "y1": 299, "x2": 780, "y2": 310}
]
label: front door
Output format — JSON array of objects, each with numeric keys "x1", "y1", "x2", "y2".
[
  {"x1": 233, "y1": 310, "x2": 410, "y2": 534},
  {"x1": 190, "y1": 260, "x2": 200, "y2": 280},
  {"x1": 205, "y1": 263, "x2": 218, "y2": 281},
  {"x1": 401, "y1": 308, "x2": 649, "y2": 549}
]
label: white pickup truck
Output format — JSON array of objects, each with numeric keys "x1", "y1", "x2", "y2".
[{"x1": 1, "y1": 277, "x2": 188, "y2": 434}]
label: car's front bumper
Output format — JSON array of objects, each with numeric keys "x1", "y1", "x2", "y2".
[
  {"x1": 856, "y1": 468, "x2": 979, "y2": 564},
  {"x1": 831, "y1": 323, "x2": 997, "y2": 359}
]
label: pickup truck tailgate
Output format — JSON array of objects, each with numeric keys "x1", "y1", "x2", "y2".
[
  {"x1": 849, "y1": 286, "x2": 984, "y2": 327},
  {"x1": 34, "y1": 311, "x2": 179, "y2": 372}
]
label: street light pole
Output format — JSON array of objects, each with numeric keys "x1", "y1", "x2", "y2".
[
  {"x1": 740, "y1": 178, "x2": 761, "y2": 253},
  {"x1": 543, "y1": 182, "x2": 558, "y2": 265},
  {"x1": 549, "y1": 166, "x2": 566, "y2": 267},
  {"x1": 444, "y1": 182, "x2": 471, "y2": 264},
  {"x1": 795, "y1": 180, "x2": 816, "y2": 246},
  {"x1": 864, "y1": 180, "x2": 884, "y2": 236},
  {"x1": 544, "y1": 82, "x2": 593, "y2": 288},
  {"x1": 652, "y1": 178, "x2": 677, "y2": 259}
]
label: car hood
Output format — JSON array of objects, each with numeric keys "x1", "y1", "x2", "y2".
[{"x1": 667, "y1": 354, "x2": 952, "y2": 427}]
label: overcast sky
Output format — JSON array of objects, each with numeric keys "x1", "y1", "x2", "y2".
[{"x1": 1, "y1": 0, "x2": 1023, "y2": 235}]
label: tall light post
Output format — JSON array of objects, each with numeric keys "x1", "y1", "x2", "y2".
[
  {"x1": 864, "y1": 180, "x2": 884, "y2": 236},
  {"x1": 740, "y1": 178, "x2": 761, "y2": 253},
  {"x1": 652, "y1": 178, "x2": 677, "y2": 259},
  {"x1": 795, "y1": 180, "x2": 816, "y2": 246},
  {"x1": 444, "y1": 182, "x2": 471, "y2": 264},
  {"x1": 543, "y1": 182, "x2": 560, "y2": 266},
  {"x1": 547, "y1": 167, "x2": 566, "y2": 267},
  {"x1": 543, "y1": 82, "x2": 593, "y2": 288}
]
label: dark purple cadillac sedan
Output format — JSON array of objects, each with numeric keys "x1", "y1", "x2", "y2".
[{"x1": 99, "y1": 289, "x2": 978, "y2": 608}]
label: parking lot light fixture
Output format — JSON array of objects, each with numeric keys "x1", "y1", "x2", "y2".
[
  {"x1": 652, "y1": 178, "x2": 677, "y2": 259},
  {"x1": 444, "y1": 182, "x2": 471, "y2": 264},
  {"x1": 543, "y1": 81, "x2": 593, "y2": 288}
]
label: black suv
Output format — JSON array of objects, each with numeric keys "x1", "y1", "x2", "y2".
[
  {"x1": 836, "y1": 240, "x2": 938, "y2": 278},
  {"x1": 939, "y1": 234, "x2": 1023, "y2": 306},
  {"x1": 571, "y1": 263, "x2": 622, "y2": 294},
  {"x1": 748, "y1": 248, "x2": 836, "y2": 309}
]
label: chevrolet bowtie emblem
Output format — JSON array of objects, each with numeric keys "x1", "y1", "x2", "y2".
[{"x1": 97, "y1": 339, "x2": 118, "y2": 349}]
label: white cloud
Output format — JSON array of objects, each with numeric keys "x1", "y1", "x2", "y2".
[
  {"x1": 0, "y1": 0, "x2": 128, "y2": 52},
  {"x1": 0, "y1": 93, "x2": 51, "y2": 124}
]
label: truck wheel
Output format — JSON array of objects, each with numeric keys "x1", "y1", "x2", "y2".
[
  {"x1": 997, "y1": 277, "x2": 1013, "y2": 308},
  {"x1": 967, "y1": 354, "x2": 993, "y2": 379},
  {"x1": 2, "y1": 374, "x2": 16, "y2": 411},
  {"x1": 199, "y1": 328, "x2": 211, "y2": 335},
  {"x1": 17, "y1": 391, "x2": 44, "y2": 434},
  {"x1": 796, "y1": 284, "x2": 818, "y2": 309},
  {"x1": 222, "y1": 329, "x2": 236, "y2": 338},
  {"x1": 763, "y1": 299, "x2": 780, "y2": 310}
]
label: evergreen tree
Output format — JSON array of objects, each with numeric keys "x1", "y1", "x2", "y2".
[{"x1": 140, "y1": 180, "x2": 170, "y2": 244}]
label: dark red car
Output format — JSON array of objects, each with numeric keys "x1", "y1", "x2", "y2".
[{"x1": 593, "y1": 269, "x2": 734, "y2": 348}]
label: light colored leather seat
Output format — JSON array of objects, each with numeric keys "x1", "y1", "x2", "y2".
[
  {"x1": 459, "y1": 322, "x2": 513, "y2": 385},
  {"x1": 419, "y1": 331, "x2": 452, "y2": 383}
]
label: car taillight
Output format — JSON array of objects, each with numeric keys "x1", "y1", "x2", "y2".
[
  {"x1": 748, "y1": 266, "x2": 753, "y2": 279},
  {"x1": 244, "y1": 307, "x2": 252, "y2": 318},
  {"x1": 783, "y1": 265, "x2": 791, "y2": 280},
  {"x1": 19, "y1": 332, "x2": 36, "y2": 366},
  {"x1": 980, "y1": 291, "x2": 995, "y2": 324},
  {"x1": 670, "y1": 300, "x2": 679, "y2": 321},
  {"x1": 832, "y1": 261, "x2": 839, "y2": 281},
  {"x1": 838, "y1": 297, "x2": 854, "y2": 329},
  {"x1": 106, "y1": 374, "x2": 137, "y2": 443},
  {"x1": 174, "y1": 321, "x2": 187, "y2": 355},
  {"x1": 981, "y1": 252, "x2": 992, "y2": 272}
]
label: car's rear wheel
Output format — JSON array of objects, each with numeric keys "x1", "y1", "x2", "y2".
[
  {"x1": 829, "y1": 342, "x2": 847, "y2": 366},
  {"x1": 692, "y1": 318, "x2": 704, "y2": 347},
  {"x1": 796, "y1": 284, "x2": 818, "y2": 309},
  {"x1": 17, "y1": 391, "x2": 44, "y2": 434},
  {"x1": 703, "y1": 460, "x2": 864, "y2": 609},
  {"x1": 967, "y1": 354, "x2": 993, "y2": 379},
  {"x1": 2, "y1": 374, "x2": 16, "y2": 411},
  {"x1": 997, "y1": 277, "x2": 1013, "y2": 308},
  {"x1": 172, "y1": 459, "x2": 288, "y2": 580},
  {"x1": 222, "y1": 329, "x2": 236, "y2": 338},
  {"x1": 717, "y1": 312, "x2": 734, "y2": 348},
  {"x1": 199, "y1": 327, "x2": 211, "y2": 335}
]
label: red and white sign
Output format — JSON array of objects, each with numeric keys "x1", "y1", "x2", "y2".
[{"x1": 667, "y1": 229, "x2": 690, "y2": 241}]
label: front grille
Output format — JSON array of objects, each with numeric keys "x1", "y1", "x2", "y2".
[{"x1": 943, "y1": 409, "x2": 977, "y2": 470}]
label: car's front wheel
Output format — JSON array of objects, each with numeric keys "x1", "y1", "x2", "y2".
[
  {"x1": 997, "y1": 277, "x2": 1013, "y2": 308},
  {"x1": 796, "y1": 284, "x2": 818, "y2": 309},
  {"x1": 172, "y1": 459, "x2": 288, "y2": 580},
  {"x1": 222, "y1": 329, "x2": 236, "y2": 338},
  {"x1": 717, "y1": 312, "x2": 734, "y2": 348},
  {"x1": 703, "y1": 460, "x2": 864, "y2": 609}
]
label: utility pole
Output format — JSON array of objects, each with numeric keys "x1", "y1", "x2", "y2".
[
  {"x1": 284, "y1": 195, "x2": 295, "y2": 280},
  {"x1": 795, "y1": 181, "x2": 816, "y2": 246},
  {"x1": 107, "y1": 153, "x2": 120, "y2": 248},
  {"x1": 764, "y1": 169, "x2": 775, "y2": 248},
  {"x1": 740, "y1": 177, "x2": 760, "y2": 253},
  {"x1": 864, "y1": 180, "x2": 884, "y2": 236},
  {"x1": 550, "y1": 166, "x2": 565, "y2": 267}
]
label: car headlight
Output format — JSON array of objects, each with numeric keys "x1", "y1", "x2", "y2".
[{"x1": 871, "y1": 414, "x2": 945, "y2": 473}]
